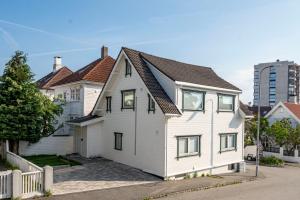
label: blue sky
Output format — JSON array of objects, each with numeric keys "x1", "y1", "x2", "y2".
[{"x1": 1, "y1": 0, "x2": 300, "y2": 103}]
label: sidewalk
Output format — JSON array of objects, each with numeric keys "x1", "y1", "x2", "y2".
[{"x1": 37, "y1": 167, "x2": 260, "y2": 200}]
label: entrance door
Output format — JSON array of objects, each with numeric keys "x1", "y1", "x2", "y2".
[{"x1": 75, "y1": 127, "x2": 87, "y2": 157}]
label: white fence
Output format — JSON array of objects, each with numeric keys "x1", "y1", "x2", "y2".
[
  {"x1": 6, "y1": 151, "x2": 43, "y2": 172},
  {"x1": 1, "y1": 141, "x2": 53, "y2": 199},
  {"x1": 22, "y1": 171, "x2": 44, "y2": 198},
  {"x1": 263, "y1": 147, "x2": 300, "y2": 163},
  {"x1": 0, "y1": 170, "x2": 12, "y2": 199}
]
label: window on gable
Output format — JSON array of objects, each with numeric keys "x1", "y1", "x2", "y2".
[
  {"x1": 218, "y1": 94, "x2": 235, "y2": 112},
  {"x1": 125, "y1": 59, "x2": 132, "y2": 77},
  {"x1": 148, "y1": 94, "x2": 155, "y2": 113},
  {"x1": 177, "y1": 135, "x2": 201, "y2": 158},
  {"x1": 71, "y1": 88, "x2": 80, "y2": 101},
  {"x1": 114, "y1": 132, "x2": 123, "y2": 150},
  {"x1": 182, "y1": 89, "x2": 205, "y2": 111},
  {"x1": 121, "y1": 89, "x2": 135, "y2": 110},
  {"x1": 220, "y1": 133, "x2": 237, "y2": 152},
  {"x1": 106, "y1": 96, "x2": 112, "y2": 112}
]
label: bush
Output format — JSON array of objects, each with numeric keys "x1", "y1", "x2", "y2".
[{"x1": 260, "y1": 156, "x2": 284, "y2": 167}]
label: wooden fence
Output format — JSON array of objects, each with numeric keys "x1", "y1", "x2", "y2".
[{"x1": 0, "y1": 170, "x2": 12, "y2": 199}]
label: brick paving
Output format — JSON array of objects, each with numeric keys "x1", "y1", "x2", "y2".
[{"x1": 52, "y1": 155, "x2": 160, "y2": 195}]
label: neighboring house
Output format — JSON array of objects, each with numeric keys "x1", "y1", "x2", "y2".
[
  {"x1": 36, "y1": 56, "x2": 73, "y2": 100},
  {"x1": 19, "y1": 46, "x2": 115, "y2": 156},
  {"x1": 253, "y1": 60, "x2": 300, "y2": 107},
  {"x1": 249, "y1": 105, "x2": 272, "y2": 117},
  {"x1": 265, "y1": 102, "x2": 300, "y2": 127},
  {"x1": 68, "y1": 47, "x2": 252, "y2": 179}
]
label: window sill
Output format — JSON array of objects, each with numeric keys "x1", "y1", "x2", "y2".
[
  {"x1": 217, "y1": 110, "x2": 234, "y2": 113},
  {"x1": 121, "y1": 107, "x2": 135, "y2": 111},
  {"x1": 114, "y1": 148, "x2": 122, "y2": 151},
  {"x1": 182, "y1": 109, "x2": 204, "y2": 112},
  {"x1": 176, "y1": 153, "x2": 201, "y2": 160},
  {"x1": 220, "y1": 149, "x2": 237, "y2": 154}
]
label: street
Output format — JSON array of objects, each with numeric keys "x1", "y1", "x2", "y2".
[{"x1": 161, "y1": 164, "x2": 300, "y2": 200}]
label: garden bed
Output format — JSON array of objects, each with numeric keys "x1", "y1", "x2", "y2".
[{"x1": 23, "y1": 155, "x2": 81, "y2": 167}]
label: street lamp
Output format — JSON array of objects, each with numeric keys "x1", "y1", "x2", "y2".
[{"x1": 256, "y1": 65, "x2": 271, "y2": 177}]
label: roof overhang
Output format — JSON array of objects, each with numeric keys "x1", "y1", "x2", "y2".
[
  {"x1": 175, "y1": 81, "x2": 242, "y2": 94},
  {"x1": 238, "y1": 108, "x2": 254, "y2": 119},
  {"x1": 67, "y1": 116, "x2": 104, "y2": 127}
]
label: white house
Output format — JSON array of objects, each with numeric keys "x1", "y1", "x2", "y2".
[
  {"x1": 69, "y1": 47, "x2": 252, "y2": 179},
  {"x1": 19, "y1": 47, "x2": 115, "y2": 156},
  {"x1": 265, "y1": 101, "x2": 300, "y2": 127}
]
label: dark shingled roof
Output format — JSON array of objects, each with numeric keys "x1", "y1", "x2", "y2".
[
  {"x1": 140, "y1": 51, "x2": 241, "y2": 91},
  {"x1": 249, "y1": 106, "x2": 272, "y2": 117},
  {"x1": 52, "y1": 56, "x2": 115, "y2": 86},
  {"x1": 239, "y1": 101, "x2": 253, "y2": 116},
  {"x1": 36, "y1": 67, "x2": 73, "y2": 89},
  {"x1": 123, "y1": 47, "x2": 181, "y2": 115},
  {"x1": 68, "y1": 115, "x2": 102, "y2": 124}
]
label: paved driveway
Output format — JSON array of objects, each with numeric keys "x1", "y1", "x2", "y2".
[{"x1": 53, "y1": 156, "x2": 160, "y2": 195}]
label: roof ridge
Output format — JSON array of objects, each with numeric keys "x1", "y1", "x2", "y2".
[{"x1": 123, "y1": 46, "x2": 212, "y2": 70}]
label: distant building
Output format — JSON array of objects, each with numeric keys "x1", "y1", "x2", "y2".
[{"x1": 253, "y1": 60, "x2": 300, "y2": 107}]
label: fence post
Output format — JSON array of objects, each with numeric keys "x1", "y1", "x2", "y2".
[
  {"x1": 44, "y1": 165, "x2": 53, "y2": 192},
  {"x1": 280, "y1": 147, "x2": 284, "y2": 157},
  {"x1": 12, "y1": 169, "x2": 22, "y2": 199},
  {"x1": 295, "y1": 149, "x2": 299, "y2": 158}
]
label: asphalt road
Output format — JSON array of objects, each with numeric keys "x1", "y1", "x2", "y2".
[{"x1": 161, "y1": 164, "x2": 300, "y2": 200}]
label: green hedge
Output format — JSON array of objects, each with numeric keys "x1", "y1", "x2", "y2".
[{"x1": 260, "y1": 156, "x2": 284, "y2": 167}]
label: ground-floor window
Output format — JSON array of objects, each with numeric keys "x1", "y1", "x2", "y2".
[
  {"x1": 114, "y1": 132, "x2": 123, "y2": 150},
  {"x1": 177, "y1": 135, "x2": 201, "y2": 158},
  {"x1": 220, "y1": 133, "x2": 237, "y2": 152}
]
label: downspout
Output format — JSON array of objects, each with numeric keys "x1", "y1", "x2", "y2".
[
  {"x1": 206, "y1": 99, "x2": 214, "y2": 174},
  {"x1": 165, "y1": 117, "x2": 168, "y2": 179},
  {"x1": 134, "y1": 96, "x2": 137, "y2": 155}
]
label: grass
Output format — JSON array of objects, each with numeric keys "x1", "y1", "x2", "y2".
[
  {"x1": 260, "y1": 156, "x2": 284, "y2": 167},
  {"x1": 23, "y1": 155, "x2": 81, "y2": 167}
]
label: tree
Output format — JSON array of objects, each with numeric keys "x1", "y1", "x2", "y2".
[
  {"x1": 245, "y1": 116, "x2": 269, "y2": 147},
  {"x1": 267, "y1": 118, "x2": 291, "y2": 147},
  {"x1": 0, "y1": 51, "x2": 62, "y2": 154}
]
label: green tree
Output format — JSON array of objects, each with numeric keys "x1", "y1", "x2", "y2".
[
  {"x1": 267, "y1": 118, "x2": 291, "y2": 147},
  {"x1": 245, "y1": 116, "x2": 269, "y2": 147},
  {"x1": 0, "y1": 51, "x2": 62, "y2": 154}
]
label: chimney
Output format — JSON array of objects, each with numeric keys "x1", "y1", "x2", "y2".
[
  {"x1": 53, "y1": 56, "x2": 62, "y2": 72},
  {"x1": 101, "y1": 46, "x2": 108, "y2": 59}
]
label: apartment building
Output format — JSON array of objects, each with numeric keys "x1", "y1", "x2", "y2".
[{"x1": 253, "y1": 60, "x2": 300, "y2": 106}]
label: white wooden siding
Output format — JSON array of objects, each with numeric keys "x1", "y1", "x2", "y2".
[{"x1": 267, "y1": 105, "x2": 298, "y2": 127}]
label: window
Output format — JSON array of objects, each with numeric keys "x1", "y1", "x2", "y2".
[
  {"x1": 182, "y1": 90, "x2": 205, "y2": 111},
  {"x1": 218, "y1": 94, "x2": 235, "y2": 112},
  {"x1": 106, "y1": 96, "x2": 112, "y2": 112},
  {"x1": 114, "y1": 132, "x2": 123, "y2": 150},
  {"x1": 148, "y1": 94, "x2": 155, "y2": 113},
  {"x1": 177, "y1": 135, "x2": 201, "y2": 158},
  {"x1": 63, "y1": 92, "x2": 67, "y2": 101},
  {"x1": 121, "y1": 89, "x2": 135, "y2": 110},
  {"x1": 57, "y1": 94, "x2": 63, "y2": 99},
  {"x1": 71, "y1": 88, "x2": 80, "y2": 101},
  {"x1": 220, "y1": 133, "x2": 237, "y2": 152},
  {"x1": 125, "y1": 59, "x2": 132, "y2": 77},
  {"x1": 269, "y1": 80, "x2": 276, "y2": 88}
]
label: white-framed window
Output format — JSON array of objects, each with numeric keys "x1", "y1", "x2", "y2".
[
  {"x1": 71, "y1": 88, "x2": 80, "y2": 101},
  {"x1": 182, "y1": 89, "x2": 205, "y2": 111},
  {"x1": 121, "y1": 89, "x2": 135, "y2": 110},
  {"x1": 220, "y1": 133, "x2": 237, "y2": 152},
  {"x1": 218, "y1": 94, "x2": 235, "y2": 112},
  {"x1": 177, "y1": 135, "x2": 201, "y2": 158}
]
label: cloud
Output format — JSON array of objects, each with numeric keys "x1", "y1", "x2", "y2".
[
  {"x1": 28, "y1": 47, "x2": 98, "y2": 58},
  {"x1": 0, "y1": 27, "x2": 19, "y2": 50}
]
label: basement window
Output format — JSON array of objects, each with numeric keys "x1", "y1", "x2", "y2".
[{"x1": 114, "y1": 132, "x2": 123, "y2": 151}]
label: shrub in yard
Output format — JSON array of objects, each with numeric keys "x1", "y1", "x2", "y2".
[{"x1": 260, "y1": 156, "x2": 284, "y2": 167}]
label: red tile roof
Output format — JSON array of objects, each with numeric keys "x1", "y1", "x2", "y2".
[
  {"x1": 52, "y1": 56, "x2": 115, "y2": 86},
  {"x1": 284, "y1": 102, "x2": 300, "y2": 120},
  {"x1": 36, "y1": 67, "x2": 73, "y2": 89}
]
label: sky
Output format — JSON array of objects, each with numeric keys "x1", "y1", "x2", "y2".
[{"x1": 1, "y1": 0, "x2": 300, "y2": 103}]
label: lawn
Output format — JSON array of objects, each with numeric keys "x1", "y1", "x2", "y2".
[{"x1": 23, "y1": 155, "x2": 81, "y2": 167}]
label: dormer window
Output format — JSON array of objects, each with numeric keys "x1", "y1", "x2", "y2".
[
  {"x1": 182, "y1": 89, "x2": 205, "y2": 111},
  {"x1": 218, "y1": 94, "x2": 235, "y2": 112},
  {"x1": 125, "y1": 59, "x2": 132, "y2": 77},
  {"x1": 148, "y1": 94, "x2": 155, "y2": 113}
]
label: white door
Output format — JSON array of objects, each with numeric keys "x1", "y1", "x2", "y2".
[{"x1": 75, "y1": 127, "x2": 87, "y2": 157}]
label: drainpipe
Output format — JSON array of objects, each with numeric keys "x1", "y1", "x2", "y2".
[
  {"x1": 206, "y1": 99, "x2": 214, "y2": 174},
  {"x1": 134, "y1": 96, "x2": 137, "y2": 155}
]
